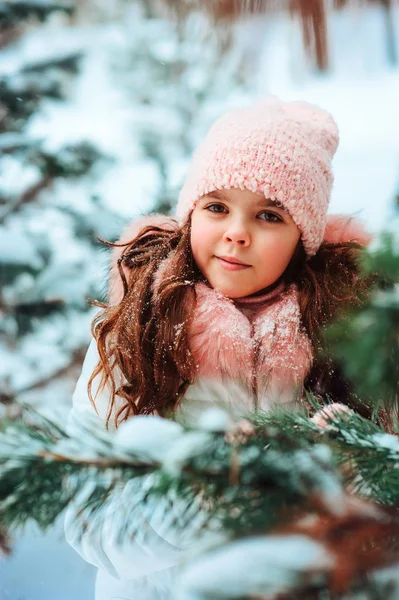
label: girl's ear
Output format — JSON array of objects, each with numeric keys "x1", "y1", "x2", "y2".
[
  {"x1": 323, "y1": 215, "x2": 372, "y2": 247},
  {"x1": 109, "y1": 215, "x2": 177, "y2": 305}
]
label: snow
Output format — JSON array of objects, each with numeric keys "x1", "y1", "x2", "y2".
[
  {"x1": 177, "y1": 535, "x2": 333, "y2": 599},
  {"x1": 1, "y1": 2, "x2": 399, "y2": 599},
  {"x1": 0, "y1": 227, "x2": 43, "y2": 268},
  {"x1": 0, "y1": 156, "x2": 40, "y2": 200},
  {"x1": 115, "y1": 415, "x2": 185, "y2": 462},
  {"x1": 163, "y1": 431, "x2": 213, "y2": 476},
  {"x1": 196, "y1": 406, "x2": 231, "y2": 432},
  {"x1": 234, "y1": 9, "x2": 399, "y2": 236},
  {"x1": 372, "y1": 432, "x2": 399, "y2": 453},
  {"x1": 0, "y1": 309, "x2": 95, "y2": 401}
]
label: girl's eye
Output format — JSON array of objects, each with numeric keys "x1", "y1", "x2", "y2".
[
  {"x1": 258, "y1": 211, "x2": 282, "y2": 223},
  {"x1": 206, "y1": 203, "x2": 228, "y2": 214}
]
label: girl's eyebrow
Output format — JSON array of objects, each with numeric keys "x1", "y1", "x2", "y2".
[
  {"x1": 203, "y1": 190, "x2": 288, "y2": 212},
  {"x1": 205, "y1": 190, "x2": 226, "y2": 201},
  {"x1": 258, "y1": 198, "x2": 288, "y2": 212}
]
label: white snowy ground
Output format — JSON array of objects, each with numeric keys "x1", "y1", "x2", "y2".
[{"x1": 1, "y1": 5, "x2": 399, "y2": 600}]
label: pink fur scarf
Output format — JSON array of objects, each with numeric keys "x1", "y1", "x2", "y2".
[{"x1": 183, "y1": 280, "x2": 314, "y2": 401}]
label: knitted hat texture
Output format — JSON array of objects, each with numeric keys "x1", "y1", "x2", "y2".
[{"x1": 176, "y1": 97, "x2": 339, "y2": 257}]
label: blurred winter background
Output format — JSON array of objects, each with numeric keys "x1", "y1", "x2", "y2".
[{"x1": 0, "y1": 0, "x2": 398, "y2": 598}]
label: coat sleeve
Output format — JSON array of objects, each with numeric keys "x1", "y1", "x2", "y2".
[{"x1": 64, "y1": 339, "x2": 189, "y2": 580}]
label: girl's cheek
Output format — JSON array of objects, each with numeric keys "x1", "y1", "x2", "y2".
[
  {"x1": 260, "y1": 238, "x2": 297, "y2": 270},
  {"x1": 190, "y1": 222, "x2": 210, "y2": 264},
  {"x1": 192, "y1": 216, "x2": 218, "y2": 247}
]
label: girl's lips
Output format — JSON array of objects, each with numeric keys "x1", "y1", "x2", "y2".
[{"x1": 215, "y1": 257, "x2": 251, "y2": 271}]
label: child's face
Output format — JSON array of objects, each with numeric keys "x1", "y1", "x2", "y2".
[{"x1": 190, "y1": 188, "x2": 301, "y2": 299}]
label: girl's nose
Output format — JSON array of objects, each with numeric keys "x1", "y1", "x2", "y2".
[{"x1": 223, "y1": 222, "x2": 251, "y2": 246}]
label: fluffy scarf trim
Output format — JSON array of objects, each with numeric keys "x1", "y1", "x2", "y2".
[
  {"x1": 185, "y1": 280, "x2": 313, "y2": 395},
  {"x1": 151, "y1": 253, "x2": 313, "y2": 399}
]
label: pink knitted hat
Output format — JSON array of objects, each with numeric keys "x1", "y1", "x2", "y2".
[{"x1": 176, "y1": 97, "x2": 339, "y2": 257}]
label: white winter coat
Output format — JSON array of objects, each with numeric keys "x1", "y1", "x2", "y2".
[
  {"x1": 64, "y1": 217, "x2": 313, "y2": 600},
  {"x1": 65, "y1": 340, "x2": 199, "y2": 600}
]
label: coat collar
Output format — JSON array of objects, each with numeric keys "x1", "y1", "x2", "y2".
[
  {"x1": 233, "y1": 281, "x2": 285, "y2": 307},
  {"x1": 187, "y1": 280, "x2": 313, "y2": 396}
]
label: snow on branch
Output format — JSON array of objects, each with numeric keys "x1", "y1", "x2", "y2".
[{"x1": 2, "y1": 405, "x2": 399, "y2": 596}]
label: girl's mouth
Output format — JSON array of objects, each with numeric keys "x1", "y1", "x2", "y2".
[{"x1": 215, "y1": 256, "x2": 251, "y2": 271}]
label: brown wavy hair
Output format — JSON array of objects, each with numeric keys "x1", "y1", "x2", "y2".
[{"x1": 89, "y1": 217, "x2": 370, "y2": 428}]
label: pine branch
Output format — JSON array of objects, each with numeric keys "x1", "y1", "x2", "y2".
[
  {"x1": 0, "y1": 53, "x2": 82, "y2": 129},
  {"x1": 0, "y1": 26, "x2": 21, "y2": 50},
  {"x1": 0, "y1": 346, "x2": 87, "y2": 409},
  {"x1": 326, "y1": 234, "x2": 399, "y2": 414},
  {"x1": 0, "y1": 174, "x2": 53, "y2": 224},
  {"x1": 0, "y1": 1, "x2": 74, "y2": 28},
  {"x1": 2, "y1": 407, "x2": 399, "y2": 598},
  {"x1": 0, "y1": 132, "x2": 40, "y2": 155},
  {"x1": 0, "y1": 524, "x2": 11, "y2": 556},
  {"x1": 1, "y1": 406, "x2": 399, "y2": 534},
  {"x1": 0, "y1": 143, "x2": 105, "y2": 223},
  {"x1": 17, "y1": 346, "x2": 86, "y2": 395},
  {"x1": 257, "y1": 410, "x2": 399, "y2": 505}
]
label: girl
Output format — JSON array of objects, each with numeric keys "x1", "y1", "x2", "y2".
[{"x1": 65, "y1": 97, "x2": 371, "y2": 600}]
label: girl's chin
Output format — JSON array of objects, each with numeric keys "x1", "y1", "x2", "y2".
[
  {"x1": 212, "y1": 284, "x2": 254, "y2": 299},
  {"x1": 206, "y1": 273, "x2": 261, "y2": 299}
]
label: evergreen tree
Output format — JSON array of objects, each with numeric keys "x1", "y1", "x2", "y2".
[
  {"x1": 0, "y1": 1, "x2": 125, "y2": 414},
  {"x1": 105, "y1": 0, "x2": 247, "y2": 215},
  {"x1": 326, "y1": 232, "x2": 399, "y2": 419},
  {"x1": 1, "y1": 2, "x2": 398, "y2": 598}
]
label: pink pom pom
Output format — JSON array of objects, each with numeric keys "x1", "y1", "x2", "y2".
[
  {"x1": 311, "y1": 403, "x2": 353, "y2": 429},
  {"x1": 324, "y1": 215, "x2": 373, "y2": 247}
]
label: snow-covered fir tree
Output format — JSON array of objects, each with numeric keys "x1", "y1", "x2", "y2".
[
  {"x1": 100, "y1": 1, "x2": 249, "y2": 214},
  {"x1": 0, "y1": 2, "x2": 132, "y2": 417},
  {"x1": 1, "y1": 2, "x2": 398, "y2": 599}
]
